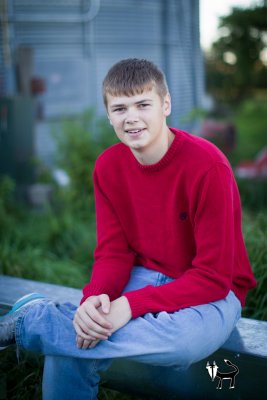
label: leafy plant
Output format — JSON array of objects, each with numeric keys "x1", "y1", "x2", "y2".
[
  {"x1": 205, "y1": 5, "x2": 267, "y2": 103},
  {"x1": 0, "y1": 176, "x2": 16, "y2": 237},
  {"x1": 230, "y1": 98, "x2": 267, "y2": 165},
  {"x1": 53, "y1": 110, "x2": 117, "y2": 213}
]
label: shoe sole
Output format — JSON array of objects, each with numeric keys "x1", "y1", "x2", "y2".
[
  {"x1": 0, "y1": 293, "x2": 46, "y2": 350},
  {"x1": 5, "y1": 293, "x2": 46, "y2": 315}
]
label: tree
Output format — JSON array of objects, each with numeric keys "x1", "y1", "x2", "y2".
[{"x1": 205, "y1": 5, "x2": 267, "y2": 104}]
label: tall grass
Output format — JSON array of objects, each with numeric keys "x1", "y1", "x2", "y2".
[
  {"x1": 0, "y1": 349, "x2": 143, "y2": 400},
  {"x1": 0, "y1": 204, "x2": 95, "y2": 287},
  {"x1": 242, "y1": 209, "x2": 267, "y2": 320}
]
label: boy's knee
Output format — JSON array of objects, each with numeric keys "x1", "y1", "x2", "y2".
[{"x1": 157, "y1": 342, "x2": 194, "y2": 368}]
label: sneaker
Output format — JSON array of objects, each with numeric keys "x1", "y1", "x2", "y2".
[{"x1": 0, "y1": 293, "x2": 46, "y2": 350}]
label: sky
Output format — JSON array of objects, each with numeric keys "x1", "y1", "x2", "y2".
[{"x1": 200, "y1": 0, "x2": 262, "y2": 50}]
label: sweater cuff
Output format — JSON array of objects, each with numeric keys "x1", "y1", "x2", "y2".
[{"x1": 81, "y1": 282, "x2": 116, "y2": 305}]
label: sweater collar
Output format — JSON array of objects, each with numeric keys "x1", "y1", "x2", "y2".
[{"x1": 129, "y1": 128, "x2": 184, "y2": 173}]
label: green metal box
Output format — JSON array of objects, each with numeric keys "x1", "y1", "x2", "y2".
[{"x1": 0, "y1": 96, "x2": 35, "y2": 183}]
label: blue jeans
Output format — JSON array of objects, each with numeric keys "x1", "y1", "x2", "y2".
[{"x1": 15, "y1": 266, "x2": 241, "y2": 400}]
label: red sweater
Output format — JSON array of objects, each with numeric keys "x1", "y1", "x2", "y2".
[{"x1": 81, "y1": 128, "x2": 256, "y2": 318}]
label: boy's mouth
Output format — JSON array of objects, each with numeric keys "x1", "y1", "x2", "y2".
[{"x1": 125, "y1": 128, "x2": 145, "y2": 136}]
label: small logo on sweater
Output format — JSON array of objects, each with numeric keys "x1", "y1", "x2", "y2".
[{"x1": 179, "y1": 212, "x2": 188, "y2": 221}]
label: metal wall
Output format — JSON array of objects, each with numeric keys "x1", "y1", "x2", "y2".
[{"x1": 0, "y1": 0, "x2": 204, "y2": 165}]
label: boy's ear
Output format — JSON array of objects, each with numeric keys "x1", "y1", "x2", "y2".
[{"x1": 163, "y1": 93, "x2": 171, "y2": 117}]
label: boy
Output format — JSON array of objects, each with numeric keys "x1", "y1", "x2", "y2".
[{"x1": 0, "y1": 59, "x2": 256, "y2": 399}]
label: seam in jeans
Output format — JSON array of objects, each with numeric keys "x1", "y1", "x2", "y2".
[
  {"x1": 15, "y1": 308, "x2": 32, "y2": 349},
  {"x1": 15, "y1": 300, "x2": 48, "y2": 350},
  {"x1": 15, "y1": 313, "x2": 27, "y2": 362},
  {"x1": 15, "y1": 305, "x2": 38, "y2": 362},
  {"x1": 89, "y1": 359, "x2": 99, "y2": 374}
]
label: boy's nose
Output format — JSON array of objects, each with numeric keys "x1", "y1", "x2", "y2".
[{"x1": 125, "y1": 109, "x2": 139, "y2": 124}]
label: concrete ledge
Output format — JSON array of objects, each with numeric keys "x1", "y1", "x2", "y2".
[{"x1": 1, "y1": 275, "x2": 267, "y2": 399}]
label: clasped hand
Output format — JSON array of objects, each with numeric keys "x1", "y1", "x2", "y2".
[{"x1": 73, "y1": 294, "x2": 132, "y2": 349}]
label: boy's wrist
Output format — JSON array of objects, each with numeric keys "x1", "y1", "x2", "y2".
[
  {"x1": 101, "y1": 296, "x2": 132, "y2": 333},
  {"x1": 119, "y1": 296, "x2": 132, "y2": 319}
]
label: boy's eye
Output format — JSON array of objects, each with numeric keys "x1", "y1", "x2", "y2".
[
  {"x1": 113, "y1": 107, "x2": 125, "y2": 112},
  {"x1": 139, "y1": 103, "x2": 150, "y2": 108}
]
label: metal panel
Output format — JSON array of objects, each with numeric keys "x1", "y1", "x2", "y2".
[
  {"x1": 0, "y1": 0, "x2": 204, "y2": 165},
  {"x1": 165, "y1": 0, "x2": 203, "y2": 128},
  {"x1": 0, "y1": 0, "x2": 13, "y2": 95},
  {"x1": 12, "y1": 1, "x2": 94, "y2": 119},
  {"x1": 0, "y1": 25, "x2": 5, "y2": 95},
  {"x1": 0, "y1": 96, "x2": 35, "y2": 183},
  {"x1": 94, "y1": 1, "x2": 161, "y2": 45}
]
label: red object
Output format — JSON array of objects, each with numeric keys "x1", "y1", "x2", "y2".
[
  {"x1": 81, "y1": 129, "x2": 256, "y2": 318},
  {"x1": 199, "y1": 119, "x2": 236, "y2": 153},
  {"x1": 235, "y1": 147, "x2": 267, "y2": 178},
  {"x1": 30, "y1": 77, "x2": 46, "y2": 95}
]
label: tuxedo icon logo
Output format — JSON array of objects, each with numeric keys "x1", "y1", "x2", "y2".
[{"x1": 206, "y1": 359, "x2": 239, "y2": 389}]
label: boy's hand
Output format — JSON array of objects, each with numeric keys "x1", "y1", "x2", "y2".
[
  {"x1": 75, "y1": 296, "x2": 132, "y2": 349},
  {"x1": 76, "y1": 336, "x2": 101, "y2": 350},
  {"x1": 73, "y1": 294, "x2": 113, "y2": 342},
  {"x1": 102, "y1": 296, "x2": 132, "y2": 332}
]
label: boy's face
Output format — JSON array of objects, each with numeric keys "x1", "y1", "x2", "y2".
[{"x1": 106, "y1": 86, "x2": 171, "y2": 162}]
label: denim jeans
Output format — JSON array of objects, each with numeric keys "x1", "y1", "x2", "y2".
[{"x1": 15, "y1": 266, "x2": 241, "y2": 400}]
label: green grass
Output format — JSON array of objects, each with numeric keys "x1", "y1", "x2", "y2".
[
  {"x1": 0, "y1": 349, "x2": 144, "y2": 400},
  {"x1": 241, "y1": 209, "x2": 267, "y2": 320},
  {"x1": 229, "y1": 98, "x2": 267, "y2": 165},
  {"x1": 0, "y1": 350, "x2": 43, "y2": 400}
]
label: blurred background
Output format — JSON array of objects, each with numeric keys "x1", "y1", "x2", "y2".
[{"x1": 0, "y1": 1, "x2": 266, "y2": 399}]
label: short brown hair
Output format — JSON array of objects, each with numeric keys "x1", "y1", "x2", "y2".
[{"x1": 102, "y1": 58, "x2": 169, "y2": 107}]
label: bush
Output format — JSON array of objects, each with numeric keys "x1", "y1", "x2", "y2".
[
  {"x1": 237, "y1": 178, "x2": 267, "y2": 211},
  {"x1": 229, "y1": 98, "x2": 267, "y2": 166},
  {"x1": 0, "y1": 110, "x2": 118, "y2": 285},
  {"x1": 0, "y1": 176, "x2": 16, "y2": 236},
  {"x1": 53, "y1": 110, "x2": 117, "y2": 213}
]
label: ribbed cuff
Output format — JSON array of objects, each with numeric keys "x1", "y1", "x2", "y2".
[{"x1": 81, "y1": 282, "x2": 116, "y2": 304}]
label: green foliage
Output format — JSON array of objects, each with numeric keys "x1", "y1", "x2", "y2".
[
  {"x1": 53, "y1": 110, "x2": 117, "y2": 212},
  {"x1": 0, "y1": 349, "x2": 43, "y2": 400},
  {"x1": 0, "y1": 176, "x2": 16, "y2": 236},
  {"x1": 181, "y1": 107, "x2": 209, "y2": 124},
  {"x1": 0, "y1": 110, "x2": 118, "y2": 285},
  {"x1": 230, "y1": 98, "x2": 267, "y2": 164},
  {"x1": 242, "y1": 210, "x2": 267, "y2": 320},
  {"x1": 0, "y1": 350, "x2": 144, "y2": 400},
  {"x1": 205, "y1": 5, "x2": 267, "y2": 103},
  {"x1": 237, "y1": 179, "x2": 267, "y2": 210},
  {"x1": 0, "y1": 208, "x2": 94, "y2": 287},
  {"x1": 32, "y1": 158, "x2": 54, "y2": 184}
]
